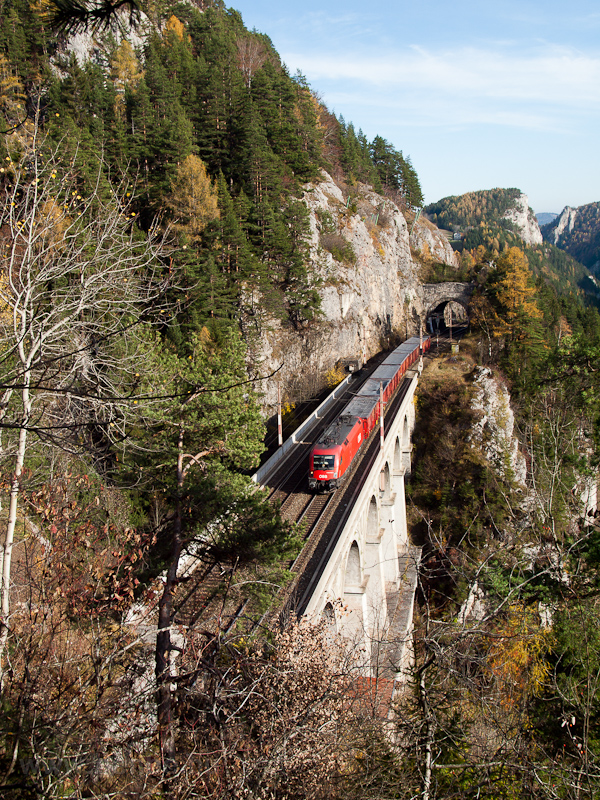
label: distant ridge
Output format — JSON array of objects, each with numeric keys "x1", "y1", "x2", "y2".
[
  {"x1": 536, "y1": 212, "x2": 558, "y2": 226},
  {"x1": 424, "y1": 188, "x2": 591, "y2": 295},
  {"x1": 542, "y1": 202, "x2": 600, "y2": 272},
  {"x1": 425, "y1": 188, "x2": 542, "y2": 247}
]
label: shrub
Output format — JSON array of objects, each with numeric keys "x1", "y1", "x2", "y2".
[{"x1": 321, "y1": 233, "x2": 356, "y2": 266}]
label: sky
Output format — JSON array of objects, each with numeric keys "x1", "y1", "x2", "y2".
[{"x1": 228, "y1": 0, "x2": 600, "y2": 214}]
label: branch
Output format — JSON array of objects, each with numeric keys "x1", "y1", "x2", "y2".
[
  {"x1": 0, "y1": 363, "x2": 284, "y2": 412},
  {"x1": 45, "y1": 0, "x2": 141, "y2": 35},
  {"x1": 181, "y1": 449, "x2": 222, "y2": 478}
]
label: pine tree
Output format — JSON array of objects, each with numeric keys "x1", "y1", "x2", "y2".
[
  {"x1": 128, "y1": 39, "x2": 195, "y2": 210},
  {"x1": 400, "y1": 153, "x2": 423, "y2": 208},
  {"x1": 213, "y1": 171, "x2": 257, "y2": 277}
]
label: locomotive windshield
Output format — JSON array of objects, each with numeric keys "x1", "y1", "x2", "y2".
[{"x1": 313, "y1": 454, "x2": 335, "y2": 470}]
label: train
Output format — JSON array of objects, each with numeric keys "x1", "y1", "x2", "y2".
[{"x1": 308, "y1": 336, "x2": 431, "y2": 492}]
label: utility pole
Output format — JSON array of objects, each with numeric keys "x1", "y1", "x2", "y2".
[
  {"x1": 277, "y1": 382, "x2": 283, "y2": 447},
  {"x1": 380, "y1": 381, "x2": 384, "y2": 453}
]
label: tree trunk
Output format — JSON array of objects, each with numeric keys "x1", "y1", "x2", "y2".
[
  {"x1": 0, "y1": 383, "x2": 30, "y2": 689},
  {"x1": 419, "y1": 667, "x2": 434, "y2": 800},
  {"x1": 155, "y1": 425, "x2": 184, "y2": 773}
]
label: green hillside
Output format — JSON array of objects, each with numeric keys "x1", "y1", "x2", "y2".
[
  {"x1": 0, "y1": 0, "x2": 422, "y2": 333},
  {"x1": 426, "y1": 187, "x2": 523, "y2": 231}
]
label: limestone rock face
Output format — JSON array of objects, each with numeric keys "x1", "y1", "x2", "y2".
[
  {"x1": 470, "y1": 367, "x2": 526, "y2": 487},
  {"x1": 548, "y1": 206, "x2": 578, "y2": 245},
  {"x1": 502, "y1": 193, "x2": 543, "y2": 246},
  {"x1": 59, "y1": 14, "x2": 151, "y2": 66},
  {"x1": 251, "y1": 172, "x2": 427, "y2": 410},
  {"x1": 410, "y1": 216, "x2": 459, "y2": 268}
]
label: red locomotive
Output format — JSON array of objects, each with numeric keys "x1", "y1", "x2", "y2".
[{"x1": 308, "y1": 336, "x2": 430, "y2": 492}]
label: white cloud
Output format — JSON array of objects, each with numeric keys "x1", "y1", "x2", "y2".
[
  {"x1": 324, "y1": 88, "x2": 572, "y2": 134},
  {"x1": 285, "y1": 43, "x2": 600, "y2": 111}
]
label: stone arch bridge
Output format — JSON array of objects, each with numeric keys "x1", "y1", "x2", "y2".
[
  {"x1": 300, "y1": 370, "x2": 421, "y2": 682},
  {"x1": 253, "y1": 364, "x2": 425, "y2": 692},
  {"x1": 421, "y1": 282, "x2": 475, "y2": 331}
]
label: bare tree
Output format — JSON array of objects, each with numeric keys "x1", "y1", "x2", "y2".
[
  {"x1": 235, "y1": 35, "x2": 268, "y2": 88},
  {"x1": 0, "y1": 128, "x2": 173, "y2": 686}
]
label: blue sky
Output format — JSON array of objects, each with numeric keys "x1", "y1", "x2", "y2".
[{"x1": 228, "y1": 0, "x2": 600, "y2": 214}]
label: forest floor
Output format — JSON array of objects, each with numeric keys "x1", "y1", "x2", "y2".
[{"x1": 421, "y1": 334, "x2": 479, "y2": 388}]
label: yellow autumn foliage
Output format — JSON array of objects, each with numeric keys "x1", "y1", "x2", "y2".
[
  {"x1": 0, "y1": 54, "x2": 25, "y2": 118},
  {"x1": 496, "y1": 247, "x2": 542, "y2": 324},
  {"x1": 110, "y1": 41, "x2": 144, "y2": 117},
  {"x1": 167, "y1": 155, "x2": 219, "y2": 242},
  {"x1": 325, "y1": 365, "x2": 346, "y2": 388},
  {"x1": 164, "y1": 15, "x2": 186, "y2": 42},
  {"x1": 487, "y1": 603, "x2": 552, "y2": 711},
  {"x1": 0, "y1": 272, "x2": 12, "y2": 325}
]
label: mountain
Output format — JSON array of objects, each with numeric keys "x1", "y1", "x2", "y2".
[
  {"x1": 423, "y1": 188, "x2": 594, "y2": 295},
  {"x1": 542, "y1": 202, "x2": 600, "y2": 273},
  {"x1": 536, "y1": 212, "x2": 558, "y2": 226},
  {"x1": 425, "y1": 188, "x2": 542, "y2": 246},
  {"x1": 4, "y1": 3, "x2": 600, "y2": 798}
]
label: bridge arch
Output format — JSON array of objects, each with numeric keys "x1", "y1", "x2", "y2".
[
  {"x1": 367, "y1": 495, "x2": 379, "y2": 536},
  {"x1": 321, "y1": 601, "x2": 337, "y2": 633},
  {"x1": 402, "y1": 416, "x2": 409, "y2": 448},
  {"x1": 393, "y1": 436, "x2": 401, "y2": 472},
  {"x1": 345, "y1": 541, "x2": 362, "y2": 588},
  {"x1": 381, "y1": 462, "x2": 391, "y2": 503}
]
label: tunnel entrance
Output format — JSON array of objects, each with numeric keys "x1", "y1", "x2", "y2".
[{"x1": 426, "y1": 300, "x2": 468, "y2": 335}]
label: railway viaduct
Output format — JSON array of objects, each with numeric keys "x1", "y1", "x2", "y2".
[
  {"x1": 304, "y1": 291, "x2": 478, "y2": 679},
  {"x1": 253, "y1": 359, "x2": 425, "y2": 688},
  {"x1": 300, "y1": 370, "x2": 420, "y2": 680}
]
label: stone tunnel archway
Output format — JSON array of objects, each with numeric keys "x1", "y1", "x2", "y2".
[
  {"x1": 427, "y1": 300, "x2": 468, "y2": 334},
  {"x1": 422, "y1": 282, "x2": 474, "y2": 334}
]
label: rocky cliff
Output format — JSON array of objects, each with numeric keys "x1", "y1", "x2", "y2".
[
  {"x1": 547, "y1": 206, "x2": 578, "y2": 244},
  {"x1": 410, "y1": 215, "x2": 459, "y2": 266},
  {"x1": 542, "y1": 202, "x2": 600, "y2": 272},
  {"x1": 250, "y1": 172, "x2": 458, "y2": 411},
  {"x1": 469, "y1": 367, "x2": 526, "y2": 488},
  {"x1": 502, "y1": 192, "x2": 543, "y2": 246}
]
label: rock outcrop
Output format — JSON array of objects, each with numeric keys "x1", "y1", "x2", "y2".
[
  {"x1": 546, "y1": 206, "x2": 578, "y2": 245},
  {"x1": 541, "y1": 202, "x2": 600, "y2": 273},
  {"x1": 61, "y1": 13, "x2": 151, "y2": 66},
  {"x1": 410, "y1": 216, "x2": 459, "y2": 267},
  {"x1": 250, "y1": 172, "x2": 435, "y2": 410},
  {"x1": 502, "y1": 192, "x2": 543, "y2": 246},
  {"x1": 469, "y1": 367, "x2": 526, "y2": 488}
]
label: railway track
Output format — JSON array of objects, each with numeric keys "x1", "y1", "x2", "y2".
[
  {"x1": 171, "y1": 333, "x2": 466, "y2": 634},
  {"x1": 297, "y1": 493, "x2": 333, "y2": 538},
  {"x1": 277, "y1": 375, "x2": 416, "y2": 618}
]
